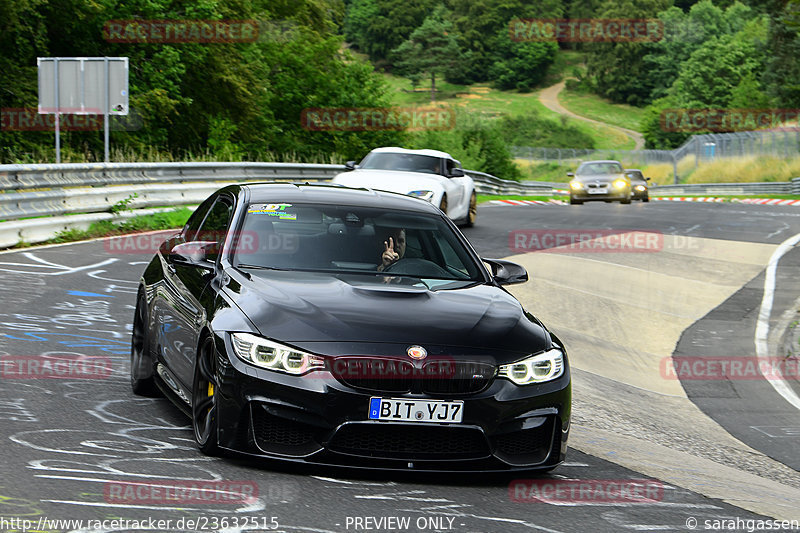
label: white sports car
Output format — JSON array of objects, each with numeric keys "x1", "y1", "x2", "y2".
[{"x1": 332, "y1": 147, "x2": 477, "y2": 226}]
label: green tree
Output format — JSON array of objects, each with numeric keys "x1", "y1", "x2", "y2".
[
  {"x1": 0, "y1": 0, "x2": 402, "y2": 163},
  {"x1": 728, "y1": 72, "x2": 772, "y2": 108},
  {"x1": 447, "y1": 0, "x2": 563, "y2": 83},
  {"x1": 640, "y1": 95, "x2": 691, "y2": 148},
  {"x1": 762, "y1": 0, "x2": 800, "y2": 107},
  {"x1": 488, "y1": 28, "x2": 558, "y2": 91},
  {"x1": 584, "y1": 0, "x2": 672, "y2": 105},
  {"x1": 391, "y1": 6, "x2": 462, "y2": 102},
  {"x1": 670, "y1": 25, "x2": 766, "y2": 109},
  {"x1": 343, "y1": 0, "x2": 436, "y2": 62},
  {"x1": 641, "y1": 1, "x2": 759, "y2": 103}
]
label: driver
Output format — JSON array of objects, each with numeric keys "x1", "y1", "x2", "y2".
[{"x1": 378, "y1": 228, "x2": 406, "y2": 272}]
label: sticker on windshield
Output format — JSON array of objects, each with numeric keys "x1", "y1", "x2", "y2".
[{"x1": 248, "y1": 203, "x2": 297, "y2": 220}]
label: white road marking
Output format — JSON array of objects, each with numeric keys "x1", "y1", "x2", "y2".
[
  {"x1": 0, "y1": 253, "x2": 117, "y2": 275},
  {"x1": 755, "y1": 232, "x2": 800, "y2": 410}
]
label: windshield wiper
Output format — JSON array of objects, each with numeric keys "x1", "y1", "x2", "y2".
[{"x1": 236, "y1": 264, "x2": 290, "y2": 272}]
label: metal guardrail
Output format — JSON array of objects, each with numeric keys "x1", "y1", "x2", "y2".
[
  {"x1": 464, "y1": 170, "x2": 555, "y2": 195},
  {"x1": 653, "y1": 180, "x2": 800, "y2": 196},
  {"x1": 0, "y1": 162, "x2": 342, "y2": 221},
  {"x1": 0, "y1": 161, "x2": 343, "y2": 191},
  {"x1": 0, "y1": 162, "x2": 557, "y2": 221}
]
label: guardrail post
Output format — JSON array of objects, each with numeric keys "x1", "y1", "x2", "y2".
[{"x1": 793, "y1": 177, "x2": 800, "y2": 195}]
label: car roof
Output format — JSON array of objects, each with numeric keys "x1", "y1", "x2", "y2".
[
  {"x1": 240, "y1": 182, "x2": 442, "y2": 214},
  {"x1": 579, "y1": 160, "x2": 623, "y2": 165},
  {"x1": 624, "y1": 168, "x2": 643, "y2": 172},
  {"x1": 369, "y1": 146, "x2": 455, "y2": 160}
]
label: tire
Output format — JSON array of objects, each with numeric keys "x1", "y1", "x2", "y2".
[
  {"x1": 192, "y1": 335, "x2": 220, "y2": 456},
  {"x1": 643, "y1": 194, "x2": 650, "y2": 203},
  {"x1": 464, "y1": 192, "x2": 477, "y2": 227},
  {"x1": 439, "y1": 195, "x2": 448, "y2": 215},
  {"x1": 569, "y1": 197, "x2": 582, "y2": 205},
  {"x1": 620, "y1": 196, "x2": 632, "y2": 205},
  {"x1": 130, "y1": 290, "x2": 160, "y2": 397}
]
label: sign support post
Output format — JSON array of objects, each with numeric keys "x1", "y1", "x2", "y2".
[{"x1": 54, "y1": 58, "x2": 60, "y2": 164}]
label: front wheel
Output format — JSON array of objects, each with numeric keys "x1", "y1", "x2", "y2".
[
  {"x1": 620, "y1": 196, "x2": 632, "y2": 205},
  {"x1": 465, "y1": 192, "x2": 477, "y2": 227},
  {"x1": 569, "y1": 197, "x2": 583, "y2": 205},
  {"x1": 643, "y1": 194, "x2": 650, "y2": 202},
  {"x1": 192, "y1": 336, "x2": 220, "y2": 456},
  {"x1": 131, "y1": 291, "x2": 160, "y2": 397}
]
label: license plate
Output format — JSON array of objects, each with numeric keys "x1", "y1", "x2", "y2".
[
  {"x1": 368, "y1": 397, "x2": 463, "y2": 424},
  {"x1": 588, "y1": 188, "x2": 608, "y2": 194}
]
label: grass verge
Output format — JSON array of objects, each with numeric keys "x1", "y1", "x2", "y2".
[
  {"x1": 24, "y1": 208, "x2": 194, "y2": 249},
  {"x1": 558, "y1": 88, "x2": 645, "y2": 133}
]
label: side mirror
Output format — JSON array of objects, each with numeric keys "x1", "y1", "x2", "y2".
[
  {"x1": 645, "y1": 177, "x2": 651, "y2": 181},
  {"x1": 567, "y1": 172, "x2": 574, "y2": 177},
  {"x1": 169, "y1": 241, "x2": 218, "y2": 268},
  {"x1": 345, "y1": 161, "x2": 357, "y2": 171},
  {"x1": 449, "y1": 168, "x2": 465, "y2": 177},
  {"x1": 483, "y1": 258, "x2": 528, "y2": 285}
]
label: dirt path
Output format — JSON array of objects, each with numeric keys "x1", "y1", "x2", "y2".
[{"x1": 538, "y1": 80, "x2": 645, "y2": 150}]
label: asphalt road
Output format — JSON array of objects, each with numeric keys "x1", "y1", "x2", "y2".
[{"x1": 0, "y1": 200, "x2": 799, "y2": 533}]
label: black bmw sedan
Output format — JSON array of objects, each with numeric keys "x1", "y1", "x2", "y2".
[{"x1": 130, "y1": 183, "x2": 571, "y2": 472}]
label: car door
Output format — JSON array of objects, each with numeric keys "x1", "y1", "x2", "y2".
[
  {"x1": 152, "y1": 195, "x2": 214, "y2": 386},
  {"x1": 162, "y1": 194, "x2": 234, "y2": 394}
]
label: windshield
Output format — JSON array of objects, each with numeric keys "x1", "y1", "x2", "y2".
[
  {"x1": 359, "y1": 152, "x2": 442, "y2": 174},
  {"x1": 577, "y1": 162, "x2": 623, "y2": 175},
  {"x1": 233, "y1": 203, "x2": 483, "y2": 282}
]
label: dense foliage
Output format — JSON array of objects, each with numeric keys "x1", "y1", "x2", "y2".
[
  {"x1": 2, "y1": 0, "x2": 799, "y2": 162},
  {"x1": 0, "y1": 0, "x2": 401, "y2": 163}
]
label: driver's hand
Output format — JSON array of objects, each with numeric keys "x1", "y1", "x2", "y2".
[{"x1": 380, "y1": 237, "x2": 400, "y2": 270}]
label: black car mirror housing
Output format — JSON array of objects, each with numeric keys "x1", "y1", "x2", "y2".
[
  {"x1": 169, "y1": 241, "x2": 218, "y2": 268},
  {"x1": 483, "y1": 258, "x2": 529, "y2": 285},
  {"x1": 345, "y1": 161, "x2": 357, "y2": 171}
]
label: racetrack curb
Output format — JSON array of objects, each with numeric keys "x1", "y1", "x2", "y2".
[{"x1": 486, "y1": 197, "x2": 800, "y2": 207}]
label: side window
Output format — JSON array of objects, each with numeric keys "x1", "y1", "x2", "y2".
[
  {"x1": 182, "y1": 196, "x2": 216, "y2": 241},
  {"x1": 195, "y1": 197, "x2": 233, "y2": 246},
  {"x1": 445, "y1": 159, "x2": 456, "y2": 176}
]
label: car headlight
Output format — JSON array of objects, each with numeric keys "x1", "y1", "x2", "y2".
[
  {"x1": 231, "y1": 333, "x2": 324, "y2": 375},
  {"x1": 408, "y1": 190, "x2": 435, "y2": 202},
  {"x1": 635, "y1": 185, "x2": 646, "y2": 191},
  {"x1": 569, "y1": 182, "x2": 583, "y2": 190},
  {"x1": 613, "y1": 179, "x2": 627, "y2": 189},
  {"x1": 498, "y1": 348, "x2": 564, "y2": 385}
]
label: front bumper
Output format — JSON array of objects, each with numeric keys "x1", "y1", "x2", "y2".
[
  {"x1": 571, "y1": 187, "x2": 630, "y2": 201},
  {"x1": 214, "y1": 338, "x2": 571, "y2": 472}
]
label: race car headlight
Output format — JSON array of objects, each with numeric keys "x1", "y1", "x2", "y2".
[
  {"x1": 613, "y1": 179, "x2": 627, "y2": 189},
  {"x1": 408, "y1": 190, "x2": 435, "y2": 202},
  {"x1": 231, "y1": 333, "x2": 324, "y2": 375},
  {"x1": 635, "y1": 185, "x2": 646, "y2": 191},
  {"x1": 498, "y1": 348, "x2": 564, "y2": 385},
  {"x1": 569, "y1": 181, "x2": 583, "y2": 190}
]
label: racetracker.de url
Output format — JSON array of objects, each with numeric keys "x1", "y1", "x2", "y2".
[{"x1": 0, "y1": 515, "x2": 280, "y2": 532}]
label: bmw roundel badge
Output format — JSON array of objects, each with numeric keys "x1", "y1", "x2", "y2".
[{"x1": 407, "y1": 345, "x2": 427, "y2": 360}]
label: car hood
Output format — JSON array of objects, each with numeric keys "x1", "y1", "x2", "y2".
[
  {"x1": 572, "y1": 173, "x2": 626, "y2": 184},
  {"x1": 332, "y1": 169, "x2": 446, "y2": 195},
  {"x1": 227, "y1": 270, "x2": 548, "y2": 355}
]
